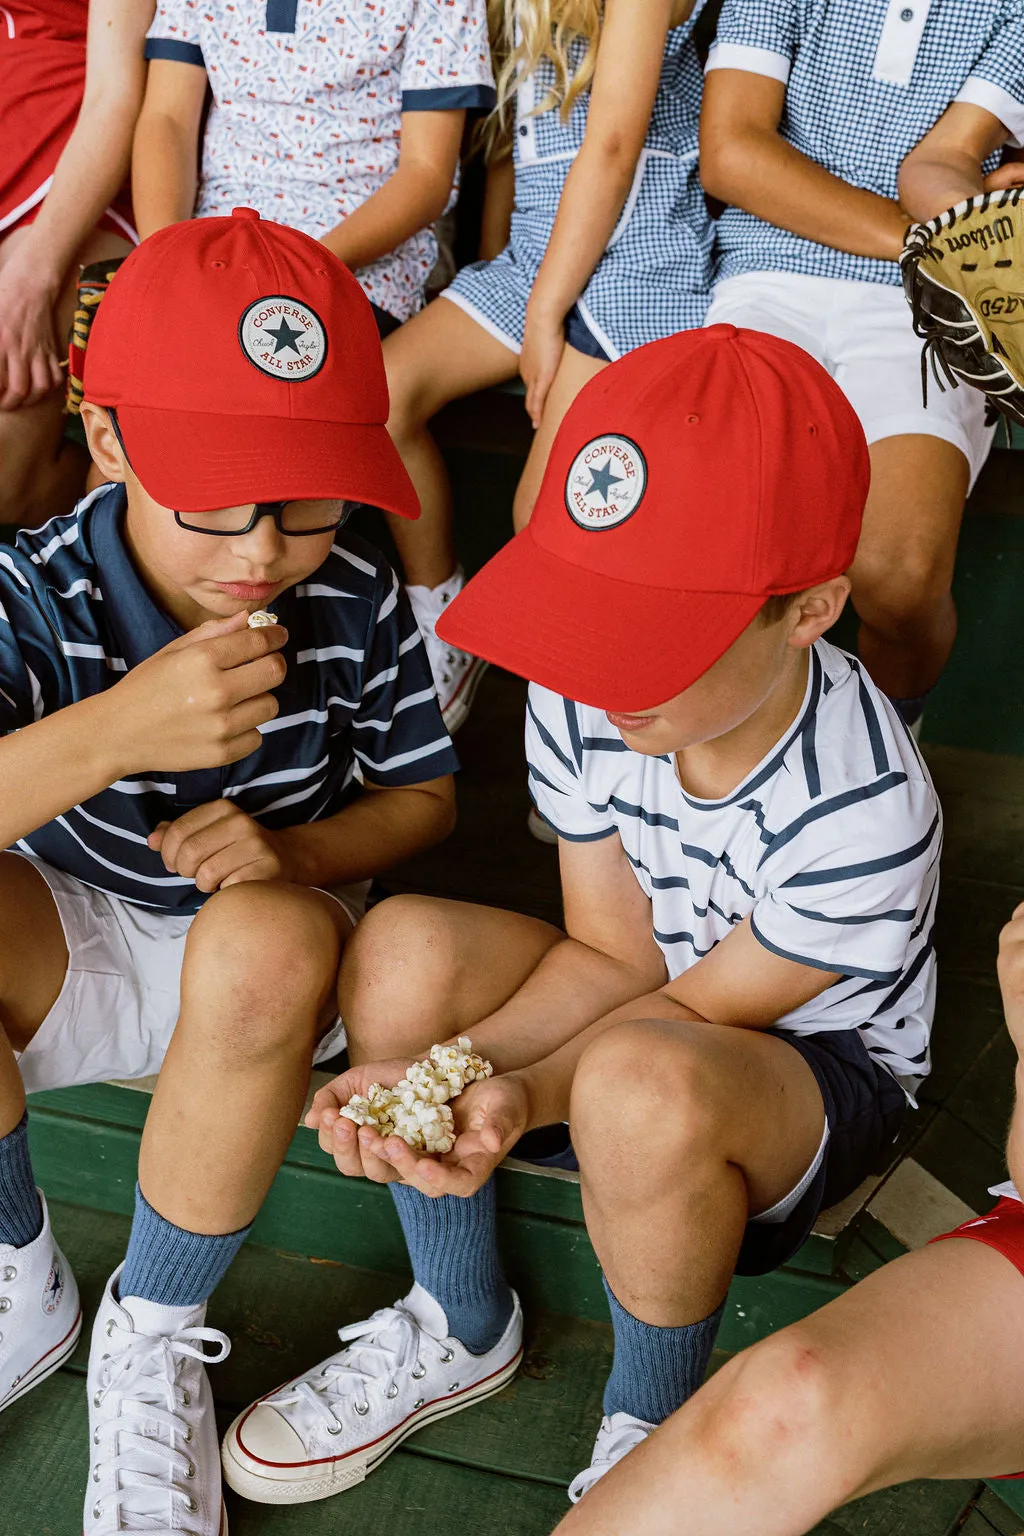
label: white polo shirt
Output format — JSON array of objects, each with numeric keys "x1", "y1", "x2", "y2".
[{"x1": 526, "y1": 640, "x2": 941, "y2": 1091}]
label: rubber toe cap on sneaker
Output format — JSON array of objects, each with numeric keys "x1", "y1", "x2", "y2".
[{"x1": 231, "y1": 1403, "x2": 309, "y2": 1467}]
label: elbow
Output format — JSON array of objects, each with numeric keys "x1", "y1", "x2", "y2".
[{"x1": 698, "y1": 128, "x2": 749, "y2": 205}]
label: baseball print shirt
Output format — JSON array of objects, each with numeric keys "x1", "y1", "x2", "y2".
[{"x1": 145, "y1": 0, "x2": 495, "y2": 319}]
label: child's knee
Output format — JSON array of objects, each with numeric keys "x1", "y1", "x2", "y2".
[
  {"x1": 696, "y1": 1329, "x2": 856, "y2": 1491},
  {"x1": 571, "y1": 1022, "x2": 723, "y2": 1177},
  {"x1": 340, "y1": 894, "x2": 459, "y2": 1046},
  {"x1": 183, "y1": 882, "x2": 341, "y2": 1038}
]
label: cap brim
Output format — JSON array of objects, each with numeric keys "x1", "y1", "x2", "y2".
[
  {"x1": 436, "y1": 528, "x2": 766, "y2": 712},
  {"x1": 114, "y1": 406, "x2": 420, "y2": 519}
]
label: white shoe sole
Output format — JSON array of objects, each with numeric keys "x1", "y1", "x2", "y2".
[
  {"x1": 221, "y1": 1343, "x2": 522, "y2": 1505},
  {"x1": 0, "y1": 1304, "x2": 82, "y2": 1414},
  {"x1": 441, "y1": 657, "x2": 489, "y2": 734}
]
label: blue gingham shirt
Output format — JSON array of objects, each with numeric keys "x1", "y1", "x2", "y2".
[
  {"x1": 0, "y1": 485, "x2": 458, "y2": 914},
  {"x1": 709, "y1": 0, "x2": 1024, "y2": 286}
]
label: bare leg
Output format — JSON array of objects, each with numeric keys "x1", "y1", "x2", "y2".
[
  {"x1": 850, "y1": 434, "x2": 969, "y2": 701},
  {"x1": 513, "y1": 347, "x2": 608, "y2": 532},
  {"x1": 339, "y1": 893, "x2": 563, "y2": 1064},
  {"x1": 138, "y1": 882, "x2": 349, "y2": 1235},
  {"x1": 552, "y1": 1238, "x2": 1024, "y2": 1536},
  {"x1": 571, "y1": 1019, "x2": 826, "y2": 1325},
  {"x1": 0, "y1": 227, "x2": 132, "y2": 527},
  {"x1": 382, "y1": 299, "x2": 520, "y2": 588},
  {"x1": 0, "y1": 854, "x2": 70, "y2": 1135}
]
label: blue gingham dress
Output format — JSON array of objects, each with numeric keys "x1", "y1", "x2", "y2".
[
  {"x1": 444, "y1": 12, "x2": 714, "y2": 358},
  {"x1": 710, "y1": 0, "x2": 1024, "y2": 288}
]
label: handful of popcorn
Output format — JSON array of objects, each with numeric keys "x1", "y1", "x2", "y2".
[{"x1": 339, "y1": 1037, "x2": 493, "y2": 1155}]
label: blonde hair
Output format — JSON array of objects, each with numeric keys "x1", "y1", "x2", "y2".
[{"x1": 482, "y1": 0, "x2": 603, "y2": 158}]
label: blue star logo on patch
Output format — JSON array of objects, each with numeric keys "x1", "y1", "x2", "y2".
[
  {"x1": 565, "y1": 434, "x2": 648, "y2": 530},
  {"x1": 584, "y1": 458, "x2": 624, "y2": 504},
  {"x1": 264, "y1": 316, "x2": 305, "y2": 356}
]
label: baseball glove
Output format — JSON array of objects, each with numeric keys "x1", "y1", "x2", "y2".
[
  {"x1": 901, "y1": 189, "x2": 1024, "y2": 427},
  {"x1": 65, "y1": 255, "x2": 127, "y2": 418}
]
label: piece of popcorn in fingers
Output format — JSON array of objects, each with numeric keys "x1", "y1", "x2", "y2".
[{"x1": 247, "y1": 609, "x2": 278, "y2": 628}]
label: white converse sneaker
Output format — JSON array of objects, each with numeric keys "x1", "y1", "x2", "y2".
[
  {"x1": 406, "y1": 569, "x2": 488, "y2": 732},
  {"x1": 0, "y1": 1189, "x2": 81, "y2": 1412},
  {"x1": 86, "y1": 1267, "x2": 230, "y2": 1535},
  {"x1": 567, "y1": 1412, "x2": 656, "y2": 1503},
  {"x1": 222, "y1": 1283, "x2": 522, "y2": 1505}
]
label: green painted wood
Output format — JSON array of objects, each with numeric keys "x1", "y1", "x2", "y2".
[
  {"x1": 987, "y1": 1481, "x2": 1024, "y2": 1523},
  {"x1": 46, "y1": 1199, "x2": 612, "y2": 1488},
  {"x1": 976, "y1": 1486, "x2": 1024, "y2": 1531},
  {"x1": 0, "y1": 1365, "x2": 573, "y2": 1536},
  {"x1": 826, "y1": 1480, "x2": 981, "y2": 1536}
]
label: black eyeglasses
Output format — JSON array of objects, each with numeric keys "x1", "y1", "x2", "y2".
[{"x1": 107, "y1": 408, "x2": 356, "y2": 537}]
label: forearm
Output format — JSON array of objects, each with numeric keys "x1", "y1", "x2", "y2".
[
  {"x1": 510, "y1": 989, "x2": 704, "y2": 1128},
  {"x1": 132, "y1": 112, "x2": 200, "y2": 237},
  {"x1": 703, "y1": 128, "x2": 907, "y2": 262},
  {"x1": 0, "y1": 694, "x2": 124, "y2": 849},
  {"x1": 460, "y1": 938, "x2": 669, "y2": 1075},
  {"x1": 17, "y1": 98, "x2": 142, "y2": 295},
  {"x1": 272, "y1": 778, "x2": 456, "y2": 888},
  {"x1": 528, "y1": 144, "x2": 639, "y2": 322},
  {"x1": 320, "y1": 164, "x2": 453, "y2": 272},
  {"x1": 898, "y1": 151, "x2": 986, "y2": 222}
]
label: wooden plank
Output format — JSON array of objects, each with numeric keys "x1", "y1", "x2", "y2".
[
  {"x1": 0, "y1": 1363, "x2": 573, "y2": 1536},
  {"x1": 987, "y1": 1481, "x2": 1024, "y2": 1524},
  {"x1": 973, "y1": 1487, "x2": 1024, "y2": 1533},
  {"x1": 827, "y1": 1479, "x2": 982, "y2": 1536},
  {"x1": 867, "y1": 1160, "x2": 977, "y2": 1252}
]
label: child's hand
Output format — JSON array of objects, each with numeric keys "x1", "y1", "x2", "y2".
[
  {"x1": 148, "y1": 800, "x2": 293, "y2": 891},
  {"x1": 999, "y1": 901, "x2": 1024, "y2": 1057},
  {"x1": 306, "y1": 1060, "x2": 413, "y2": 1182},
  {"x1": 521, "y1": 308, "x2": 566, "y2": 429},
  {"x1": 984, "y1": 163, "x2": 1024, "y2": 196},
  {"x1": 107, "y1": 611, "x2": 287, "y2": 775},
  {"x1": 378, "y1": 1074, "x2": 530, "y2": 1198}
]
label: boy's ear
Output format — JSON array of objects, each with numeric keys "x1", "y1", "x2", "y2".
[
  {"x1": 80, "y1": 402, "x2": 127, "y2": 484},
  {"x1": 787, "y1": 578, "x2": 851, "y2": 649}
]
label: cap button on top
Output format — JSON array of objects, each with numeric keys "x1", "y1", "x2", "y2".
[{"x1": 231, "y1": 207, "x2": 261, "y2": 221}]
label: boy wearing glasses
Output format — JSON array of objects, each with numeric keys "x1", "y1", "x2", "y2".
[{"x1": 0, "y1": 209, "x2": 456, "y2": 1535}]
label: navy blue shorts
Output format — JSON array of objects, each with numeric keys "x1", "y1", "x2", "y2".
[
  {"x1": 564, "y1": 303, "x2": 611, "y2": 361},
  {"x1": 517, "y1": 1027, "x2": 906, "y2": 1278}
]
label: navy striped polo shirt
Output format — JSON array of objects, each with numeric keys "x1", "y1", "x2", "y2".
[{"x1": 0, "y1": 484, "x2": 458, "y2": 914}]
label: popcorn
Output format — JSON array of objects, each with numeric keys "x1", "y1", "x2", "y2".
[
  {"x1": 247, "y1": 609, "x2": 278, "y2": 628},
  {"x1": 339, "y1": 1036, "x2": 493, "y2": 1156}
]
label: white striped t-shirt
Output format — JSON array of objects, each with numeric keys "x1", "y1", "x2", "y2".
[{"x1": 526, "y1": 640, "x2": 941, "y2": 1090}]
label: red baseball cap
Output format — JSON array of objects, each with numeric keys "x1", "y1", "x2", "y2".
[
  {"x1": 437, "y1": 326, "x2": 869, "y2": 711},
  {"x1": 83, "y1": 208, "x2": 419, "y2": 518}
]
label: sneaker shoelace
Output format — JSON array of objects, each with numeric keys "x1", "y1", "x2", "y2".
[
  {"x1": 567, "y1": 1418, "x2": 653, "y2": 1504},
  {"x1": 89, "y1": 1320, "x2": 230, "y2": 1533},
  {"x1": 272, "y1": 1303, "x2": 452, "y2": 1434}
]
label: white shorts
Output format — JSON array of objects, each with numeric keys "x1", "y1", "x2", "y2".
[
  {"x1": 12, "y1": 855, "x2": 367, "y2": 1094},
  {"x1": 705, "y1": 272, "x2": 996, "y2": 489}
]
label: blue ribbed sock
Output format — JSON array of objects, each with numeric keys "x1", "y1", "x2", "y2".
[
  {"x1": 119, "y1": 1184, "x2": 251, "y2": 1308},
  {"x1": 390, "y1": 1180, "x2": 513, "y2": 1354},
  {"x1": 0, "y1": 1113, "x2": 43, "y2": 1249},
  {"x1": 603, "y1": 1277, "x2": 725, "y2": 1424}
]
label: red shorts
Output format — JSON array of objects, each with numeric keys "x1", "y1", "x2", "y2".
[
  {"x1": 931, "y1": 1196, "x2": 1024, "y2": 1479},
  {"x1": 0, "y1": 8, "x2": 135, "y2": 244}
]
